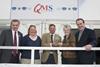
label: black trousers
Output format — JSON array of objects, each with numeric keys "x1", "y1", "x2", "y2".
[
  {"x1": 62, "y1": 57, "x2": 77, "y2": 64},
  {"x1": 76, "y1": 51, "x2": 95, "y2": 64},
  {"x1": 96, "y1": 57, "x2": 100, "y2": 64},
  {"x1": 10, "y1": 54, "x2": 20, "y2": 63}
]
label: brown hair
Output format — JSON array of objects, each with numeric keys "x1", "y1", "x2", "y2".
[
  {"x1": 49, "y1": 24, "x2": 55, "y2": 29},
  {"x1": 76, "y1": 18, "x2": 85, "y2": 23},
  {"x1": 28, "y1": 25, "x2": 36, "y2": 35},
  {"x1": 11, "y1": 19, "x2": 20, "y2": 25}
]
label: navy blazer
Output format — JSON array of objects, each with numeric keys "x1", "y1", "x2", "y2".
[
  {"x1": 96, "y1": 37, "x2": 100, "y2": 57},
  {"x1": 75, "y1": 28, "x2": 97, "y2": 63},
  {"x1": 75, "y1": 28, "x2": 96, "y2": 47}
]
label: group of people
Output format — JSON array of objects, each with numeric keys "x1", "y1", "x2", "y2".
[{"x1": 0, "y1": 18, "x2": 97, "y2": 64}]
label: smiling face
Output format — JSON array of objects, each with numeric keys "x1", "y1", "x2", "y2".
[
  {"x1": 28, "y1": 25, "x2": 37, "y2": 36},
  {"x1": 29, "y1": 27, "x2": 37, "y2": 36},
  {"x1": 63, "y1": 26, "x2": 71, "y2": 36},
  {"x1": 49, "y1": 24, "x2": 56, "y2": 34},
  {"x1": 76, "y1": 19, "x2": 85, "y2": 31},
  {"x1": 10, "y1": 20, "x2": 20, "y2": 31}
]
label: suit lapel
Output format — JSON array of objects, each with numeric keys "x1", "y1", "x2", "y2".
[
  {"x1": 18, "y1": 31, "x2": 22, "y2": 46},
  {"x1": 48, "y1": 33, "x2": 51, "y2": 43},
  {"x1": 9, "y1": 30, "x2": 13, "y2": 46},
  {"x1": 76, "y1": 31, "x2": 79, "y2": 42},
  {"x1": 54, "y1": 34, "x2": 57, "y2": 42}
]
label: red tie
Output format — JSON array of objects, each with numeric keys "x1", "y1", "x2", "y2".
[
  {"x1": 12, "y1": 31, "x2": 18, "y2": 56},
  {"x1": 13, "y1": 31, "x2": 17, "y2": 46}
]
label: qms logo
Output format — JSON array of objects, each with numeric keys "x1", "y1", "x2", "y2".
[{"x1": 33, "y1": 3, "x2": 53, "y2": 14}]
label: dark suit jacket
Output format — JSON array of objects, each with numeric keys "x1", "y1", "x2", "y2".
[
  {"x1": 75, "y1": 28, "x2": 97, "y2": 63},
  {"x1": 0, "y1": 29, "x2": 23, "y2": 63},
  {"x1": 96, "y1": 37, "x2": 100, "y2": 57}
]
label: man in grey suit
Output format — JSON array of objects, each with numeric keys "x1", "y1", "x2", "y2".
[{"x1": 0, "y1": 19, "x2": 23, "y2": 63}]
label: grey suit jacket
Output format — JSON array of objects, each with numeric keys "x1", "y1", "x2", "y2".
[{"x1": 0, "y1": 29, "x2": 23, "y2": 63}]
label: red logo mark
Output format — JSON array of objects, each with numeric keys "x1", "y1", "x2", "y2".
[{"x1": 34, "y1": 3, "x2": 48, "y2": 14}]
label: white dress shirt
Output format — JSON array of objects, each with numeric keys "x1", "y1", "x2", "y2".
[{"x1": 12, "y1": 30, "x2": 19, "y2": 46}]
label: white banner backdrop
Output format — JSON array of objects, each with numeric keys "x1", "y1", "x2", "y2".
[
  {"x1": 1, "y1": 0, "x2": 100, "y2": 20},
  {"x1": 79, "y1": 0, "x2": 100, "y2": 20},
  {"x1": 11, "y1": 0, "x2": 78, "y2": 20},
  {"x1": 0, "y1": 0, "x2": 11, "y2": 19}
]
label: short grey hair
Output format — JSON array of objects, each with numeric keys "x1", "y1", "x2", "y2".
[{"x1": 63, "y1": 24, "x2": 71, "y2": 29}]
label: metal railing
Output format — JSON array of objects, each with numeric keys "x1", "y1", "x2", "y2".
[{"x1": 0, "y1": 46, "x2": 100, "y2": 64}]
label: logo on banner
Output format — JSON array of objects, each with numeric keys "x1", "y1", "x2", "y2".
[
  {"x1": 33, "y1": 3, "x2": 77, "y2": 14},
  {"x1": 11, "y1": 3, "x2": 77, "y2": 14},
  {"x1": 33, "y1": 3, "x2": 53, "y2": 14}
]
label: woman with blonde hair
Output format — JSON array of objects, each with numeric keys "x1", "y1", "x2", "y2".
[{"x1": 61, "y1": 24, "x2": 76, "y2": 64}]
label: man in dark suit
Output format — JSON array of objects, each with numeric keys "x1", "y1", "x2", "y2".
[
  {"x1": 75, "y1": 18, "x2": 97, "y2": 64},
  {"x1": 0, "y1": 19, "x2": 23, "y2": 63}
]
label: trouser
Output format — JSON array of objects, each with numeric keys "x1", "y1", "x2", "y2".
[
  {"x1": 10, "y1": 54, "x2": 19, "y2": 63},
  {"x1": 76, "y1": 51, "x2": 95, "y2": 64},
  {"x1": 21, "y1": 58, "x2": 41, "y2": 64},
  {"x1": 62, "y1": 57, "x2": 77, "y2": 64},
  {"x1": 41, "y1": 54, "x2": 56, "y2": 64},
  {"x1": 96, "y1": 57, "x2": 100, "y2": 64}
]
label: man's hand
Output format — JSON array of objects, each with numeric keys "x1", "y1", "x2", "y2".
[{"x1": 84, "y1": 44, "x2": 92, "y2": 51}]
